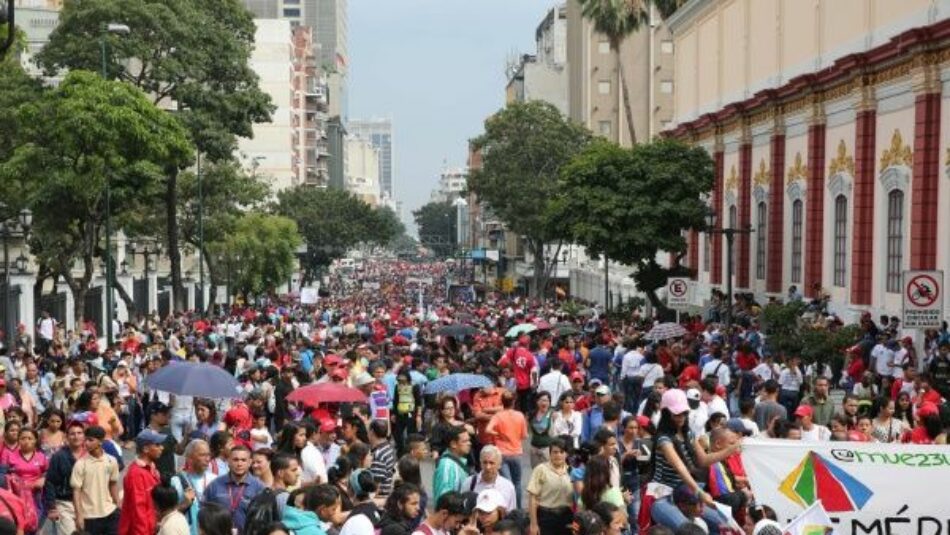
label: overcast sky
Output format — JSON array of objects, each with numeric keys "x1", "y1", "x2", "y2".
[{"x1": 348, "y1": 0, "x2": 558, "y2": 235}]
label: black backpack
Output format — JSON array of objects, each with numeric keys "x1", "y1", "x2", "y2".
[{"x1": 243, "y1": 488, "x2": 285, "y2": 535}]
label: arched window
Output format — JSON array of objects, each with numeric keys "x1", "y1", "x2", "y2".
[
  {"x1": 886, "y1": 190, "x2": 904, "y2": 293},
  {"x1": 729, "y1": 205, "x2": 737, "y2": 275},
  {"x1": 756, "y1": 201, "x2": 767, "y2": 280},
  {"x1": 791, "y1": 200, "x2": 803, "y2": 284},
  {"x1": 833, "y1": 195, "x2": 848, "y2": 287}
]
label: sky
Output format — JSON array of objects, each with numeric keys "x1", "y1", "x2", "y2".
[{"x1": 348, "y1": 0, "x2": 558, "y2": 235}]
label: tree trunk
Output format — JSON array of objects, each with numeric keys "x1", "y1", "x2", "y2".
[
  {"x1": 165, "y1": 167, "x2": 186, "y2": 311},
  {"x1": 616, "y1": 46, "x2": 638, "y2": 146},
  {"x1": 113, "y1": 277, "x2": 134, "y2": 319}
]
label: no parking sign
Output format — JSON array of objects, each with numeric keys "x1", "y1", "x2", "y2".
[
  {"x1": 666, "y1": 277, "x2": 692, "y2": 309},
  {"x1": 902, "y1": 270, "x2": 943, "y2": 329}
]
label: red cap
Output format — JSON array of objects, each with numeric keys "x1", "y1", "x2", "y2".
[
  {"x1": 319, "y1": 419, "x2": 337, "y2": 433},
  {"x1": 794, "y1": 405, "x2": 813, "y2": 418},
  {"x1": 918, "y1": 402, "x2": 940, "y2": 418},
  {"x1": 570, "y1": 371, "x2": 585, "y2": 383},
  {"x1": 715, "y1": 384, "x2": 727, "y2": 398},
  {"x1": 636, "y1": 415, "x2": 650, "y2": 428},
  {"x1": 324, "y1": 354, "x2": 342, "y2": 366},
  {"x1": 331, "y1": 368, "x2": 348, "y2": 381}
]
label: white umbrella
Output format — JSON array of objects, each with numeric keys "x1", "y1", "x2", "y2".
[{"x1": 645, "y1": 322, "x2": 688, "y2": 341}]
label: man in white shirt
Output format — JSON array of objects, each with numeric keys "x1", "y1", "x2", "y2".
[
  {"x1": 795, "y1": 405, "x2": 831, "y2": 442},
  {"x1": 701, "y1": 352, "x2": 731, "y2": 388},
  {"x1": 871, "y1": 336, "x2": 894, "y2": 379},
  {"x1": 460, "y1": 446, "x2": 516, "y2": 511},
  {"x1": 537, "y1": 359, "x2": 571, "y2": 404},
  {"x1": 700, "y1": 379, "x2": 730, "y2": 418},
  {"x1": 686, "y1": 388, "x2": 709, "y2": 437}
]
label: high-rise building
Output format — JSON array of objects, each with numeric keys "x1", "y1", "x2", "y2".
[
  {"x1": 430, "y1": 167, "x2": 467, "y2": 204},
  {"x1": 291, "y1": 26, "x2": 330, "y2": 188},
  {"x1": 506, "y1": 4, "x2": 569, "y2": 114},
  {"x1": 348, "y1": 118, "x2": 393, "y2": 198},
  {"x1": 343, "y1": 135, "x2": 380, "y2": 206},
  {"x1": 566, "y1": 0, "x2": 674, "y2": 145}
]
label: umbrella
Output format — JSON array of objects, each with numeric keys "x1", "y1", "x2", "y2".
[
  {"x1": 454, "y1": 312, "x2": 478, "y2": 324},
  {"x1": 551, "y1": 323, "x2": 582, "y2": 336},
  {"x1": 145, "y1": 362, "x2": 243, "y2": 399},
  {"x1": 424, "y1": 373, "x2": 494, "y2": 395},
  {"x1": 505, "y1": 323, "x2": 537, "y2": 338},
  {"x1": 645, "y1": 322, "x2": 688, "y2": 341},
  {"x1": 286, "y1": 382, "x2": 368, "y2": 406},
  {"x1": 436, "y1": 324, "x2": 479, "y2": 338},
  {"x1": 577, "y1": 308, "x2": 598, "y2": 317}
]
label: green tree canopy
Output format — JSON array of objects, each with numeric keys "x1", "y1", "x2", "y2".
[
  {"x1": 413, "y1": 200, "x2": 457, "y2": 257},
  {"x1": 557, "y1": 138, "x2": 713, "y2": 312},
  {"x1": 224, "y1": 213, "x2": 301, "y2": 297},
  {"x1": 469, "y1": 100, "x2": 591, "y2": 297},
  {"x1": 0, "y1": 70, "x2": 192, "y2": 322},
  {"x1": 275, "y1": 186, "x2": 399, "y2": 282}
]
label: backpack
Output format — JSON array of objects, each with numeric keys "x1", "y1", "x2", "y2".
[{"x1": 243, "y1": 488, "x2": 285, "y2": 535}]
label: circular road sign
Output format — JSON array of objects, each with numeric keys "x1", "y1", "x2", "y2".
[
  {"x1": 906, "y1": 274, "x2": 939, "y2": 307},
  {"x1": 669, "y1": 279, "x2": 689, "y2": 298}
]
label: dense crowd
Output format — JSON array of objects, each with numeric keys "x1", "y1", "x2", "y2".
[{"x1": 0, "y1": 259, "x2": 947, "y2": 535}]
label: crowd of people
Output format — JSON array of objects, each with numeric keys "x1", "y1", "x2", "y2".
[{"x1": 0, "y1": 258, "x2": 947, "y2": 535}]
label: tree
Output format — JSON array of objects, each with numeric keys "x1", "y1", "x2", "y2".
[
  {"x1": 223, "y1": 213, "x2": 301, "y2": 298},
  {"x1": 652, "y1": 0, "x2": 688, "y2": 19},
  {"x1": 556, "y1": 138, "x2": 713, "y2": 315},
  {"x1": 37, "y1": 0, "x2": 274, "y2": 311},
  {"x1": 578, "y1": 0, "x2": 648, "y2": 145},
  {"x1": 413, "y1": 201, "x2": 457, "y2": 257},
  {"x1": 275, "y1": 187, "x2": 396, "y2": 283},
  {"x1": 469, "y1": 101, "x2": 591, "y2": 298},
  {"x1": 0, "y1": 70, "x2": 192, "y2": 324}
]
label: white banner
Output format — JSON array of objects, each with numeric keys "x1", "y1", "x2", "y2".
[
  {"x1": 742, "y1": 439, "x2": 950, "y2": 533},
  {"x1": 300, "y1": 286, "x2": 320, "y2": 304}
]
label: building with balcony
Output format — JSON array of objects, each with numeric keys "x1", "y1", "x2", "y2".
[
  {"x1": 291, "y1": 25, "x2": 330, "y2": 188},
  {"x1": 666, "y1": 0, "x2": 950, "y2": 324}
]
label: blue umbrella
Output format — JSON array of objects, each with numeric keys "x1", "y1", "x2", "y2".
[
  {"x1": 145, "y1": 362, "x2": 244, "y2": 399},
  {"x1": 424, "y1": 373, "x2": 494, "y2": 395}
]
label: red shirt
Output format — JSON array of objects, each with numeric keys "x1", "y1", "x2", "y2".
[
  {"x1": 499, "y1": 346, "x2": 536, "y2": 391},
  {"x1": 915, "y1": 389, "x2": 942, "y2": 407},
  {"x1": 902, "y1": 426, "x2": 933, "y2": 444},
  {"x1": 678, "y1": 365, "x2": 701, "y2": 389},
  {"x1": 119, "y1": 461, "x2": 159, "y2": 535},
  {"x1": 574, "y1": 392, "x2": 593, "y2": 412},
  {"x1": 558, "y1": 349, "x2": 578, "y2": 374},
  {"x1": 846, "y1": 358, "x2": 865, "y2": 381},
  {"x1": 224, "y1": 403, "x2": 253, "y2": 448},
  {"x1": 735, "y1": 351, "x2": 759, "y2": 371}
]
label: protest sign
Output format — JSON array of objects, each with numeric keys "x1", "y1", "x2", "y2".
[{"x1": 742, "y1": 439, "x2": 950, "y2": 534}]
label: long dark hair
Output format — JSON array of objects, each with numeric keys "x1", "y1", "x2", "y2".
[
  {"x1": 198, "y1": 502, "x2": 234, "y2": 535},
  {"x1": 275, "y1": 422, "x2": 305, "y2": 457},
  {"x1": 383, "y1": 482, "x2": 420, "y2": 521},
  {"x1": 581, "y1": 456, "x2": 612, "y2": 509}
]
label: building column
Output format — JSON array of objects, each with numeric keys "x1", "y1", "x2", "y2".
[
  {"x1": 851, "y1": 102, "x2": 876, "y2": 306},
  {"x1": 910, "y1": 66, "x2": 941, "y2": 270},
  {"x1": 804, "y1": 119, "x2": 826, "y2": 299},
  {"x1": 688, "y1": 230, "x2": 699, "y2": 280},
  {"x1": 767, "y1": 129, "x2": 786, "y2": 294},
  {"x1": 712, "y1": 148, "x2": 724, "y2": 286},
  {"x1": 737, "y1": 139, "x2": 752, "y2": 289},
  {"x1": 57, "y1": 281, "x2": 74, "y2": 330}
]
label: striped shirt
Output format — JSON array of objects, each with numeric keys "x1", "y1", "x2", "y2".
[{"x1": 370, "y1": 441, "x2": 396, "y2": 497}]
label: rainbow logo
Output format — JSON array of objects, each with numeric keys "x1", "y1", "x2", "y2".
[{"x1": 779, "y1": 451, "x2": 873, "y2": 512}]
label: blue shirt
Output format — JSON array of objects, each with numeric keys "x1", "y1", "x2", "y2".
[
  {"x1": 588, "y1": 346, "x2": 613, "y2": 383},
  {"x1": 582, "y1": 406, "x2": 604, "y2": 442},
  {"x1": 202, "y1": 473, "x2": 266, "y2": 531}
]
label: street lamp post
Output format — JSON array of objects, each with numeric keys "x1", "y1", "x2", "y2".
[
  {"x1": 1, "y1": 207, "x2": 31, "y2": 342},
  {"x1": 704, "y1": 210, "x2": 753, "y2": 334},
  {"x1": 99, "y1": 22, "x2": 130, "y2": 346},
  {"x1": 197, "y1": 151, "x2": 204, "y2": 315}
]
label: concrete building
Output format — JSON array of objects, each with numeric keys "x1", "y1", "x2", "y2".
[
  {"x1": 326, "y1": 116, "x2": 347, "y2": 189},
  {"x1": 430, "y1": 166, "x2": 467, "y2": 203},
  {"x1": 343, "y1": 135, "x2": 380, "y2": 206},
  {"x1": 237, "y1": 19, "x2": 296, "y2": 191},
  {"x1": 506, "y1": 4, "x2": 569, "y2": 114},
  {"x1": 565, "y1": 0, "x2": 674, "y2": 145},
  {"x1": 14, "y1": 0, "x2": 61, "y2": 79},
  {"x1": 666, "y1": 0, "x2": 950, "y2": 324},
  {"x1": 348, "y1": 118, "x2": 394, "y2": 197},
  {"x1": 291, "y1": 25, "x2": 330, "y2": 188}
]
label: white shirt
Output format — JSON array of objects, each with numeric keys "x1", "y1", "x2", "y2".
[
  {"x1": 410, "y1": 524, "x2": 446, "y2": 535},
  {"x1": 892, "y1": 349, "x2": 910, "y2": 378},
  {"x1": 300, "y1": 442, "x2": 328, "y2": 484},
  {"x1": 706, "y1": 395, "x2": 730, "y2": 418},
  {"x1": 740, "y1": 417, "x2": 760, "y2": 437},
  {"x1": 752, "y1": 362, "x2": 779, "y2": 382},
  {"x1": 689, "y1": 402, "x2": 709, "y2": 437},
  {"x1": 620, "y1": 350, "x2": 644, "y2": 378},
  {"x1": 461, "y1": 472, "x2": 517, "y2": 511},
  {"x1": 778, "y1": 367, "x2": 803, "y2": 392},
  {"x1": 800, "y1": 424, "x2": 832, "y2": 442},
  {"x1": 38, "y1": 318, "x2": 55, "y2": 340},
  {"x1": 550, "y1": 410, "x2": 583, "y2": 446},
  {"x1": 702, "y1": 359, "x2": 731, "y2": 387},
  {"x1": 872, "y1": 344, "x2": 893, "y2": 377},
  {"x1": 340, "y1": 515, "x2": 377, "y2": 535},
  {"x1": 537, "y1": 370, "x2": 571, "y2": 404},
  {"x1": 639, "y1": 362, "x2": 664, "y2": 388}
]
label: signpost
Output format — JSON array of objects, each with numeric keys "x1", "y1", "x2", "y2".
[
  {"x1": 902, "y1": 270, "x2": 942, "y2": 329},
  {"x1": 666, "y1": 277, "x2": 691, "y2": 309}
]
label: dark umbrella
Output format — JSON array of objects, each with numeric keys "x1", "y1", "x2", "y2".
[
  {"x1": 551, "y1": 323, "x2": 582, "y2": 336},
  {"x1": 145, "y1": 362, "x2": 243, "y2": 399},
  {"x1": 436, "y1": 324, "x2": 479, "y2": 338},
  {"x1": 286, "y1": 382, "x2": 368, "y2": 406}
]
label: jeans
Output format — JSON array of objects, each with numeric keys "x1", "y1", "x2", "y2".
[
  {"x1": 651, "y1": 496, "x2": 726, "y2": 532},
  {"x1": 500, "y1": 455, "x2": 523, "y2": 509},
  {"x1": 622, "y1": 376, "x2": 643, "y2": 414}
]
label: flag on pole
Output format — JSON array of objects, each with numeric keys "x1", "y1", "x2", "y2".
[{"x1": 783, "y1": 500, "x2": 837, "y2": 535}]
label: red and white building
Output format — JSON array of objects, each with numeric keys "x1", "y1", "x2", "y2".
[{"x1": 666, "y1": 0, "x2": 950, "y2": 322}]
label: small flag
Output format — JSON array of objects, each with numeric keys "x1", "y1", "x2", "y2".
[{"x1": 783, "y1": 500, "x2": 837, "y2": 535}]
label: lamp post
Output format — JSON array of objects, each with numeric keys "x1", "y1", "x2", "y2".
[
  {"x1": 197, "y1": 151, "x2": 204, "y2": 315},
  {"x1": 704, "y1": 210, "x2": 753, "y2": 334},
  {"x1": 99, "y1": 22, "x2": 130, "y2": 346},
  {"x1": 1, "y1": 206, "x2": 31, "y2": 341}
]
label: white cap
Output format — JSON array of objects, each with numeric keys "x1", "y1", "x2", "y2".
[
  {"x1": 354, "y1": 373, "x2": 375, "y2": 387},
  {"x1": 475, "y1": 489, "x2": 506, "y2": 512},
  {"x1": 686, "y1": 388, "x2": 701, "y2": 401}
]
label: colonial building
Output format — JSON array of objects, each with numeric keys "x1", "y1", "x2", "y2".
[{"x1": 666, "y1": 0, "x2": 950, "y2": 322}]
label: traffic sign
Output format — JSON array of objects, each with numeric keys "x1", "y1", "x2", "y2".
[
  {"x1": 902, "y1": 270, "x2": 943, "y2": 329},
  {"x1": 667, "y1": 277, "x2": 691, "y2": 309}
]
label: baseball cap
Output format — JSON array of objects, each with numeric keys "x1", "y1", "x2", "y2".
[
  {"x1": 324, "y1": 354, "x2": 342, "y2": 366},
  {"x1": 672, "y1": 484, "x2": 700, "y2": 505},
  {"x1": 725, "y1": 418, "x2": 752, "y2": 436},
  {"x1": 331, "y1": 368, "x2": 348, "y2": 381},
  {"x1": 474, "y1": 489, "x2": 506, "y2": 512},
  {"x1": 686, "y1": 388, "x2": 701, "y2": 408},
  {"x1": 660, "y1": 389, "x2": 690, "y2": 415},
  {"x1": 589, "y1": 377, "x2": 603, "y2": 387},
  {"x1": 594, "y1": 384, "x2": 611, "y2": 396},
  {"x1": 135, "y1": 428, "x2": 168, "y2": 449},
  {"x1": 570, "y1": 371, "x2": 585, "y2": 383},
  {"x1": 354, "y1": 372, "x2": 375, "y2": 387},
  {"x1": 319, "y1": 419, "x2": 337, "y2": 433},
  {"x1": 794, "y1": 405, "x2": 813, "y2": 418},
  {"x1": 148, "y1": 401, "x2": 171, "y2": 414}
]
